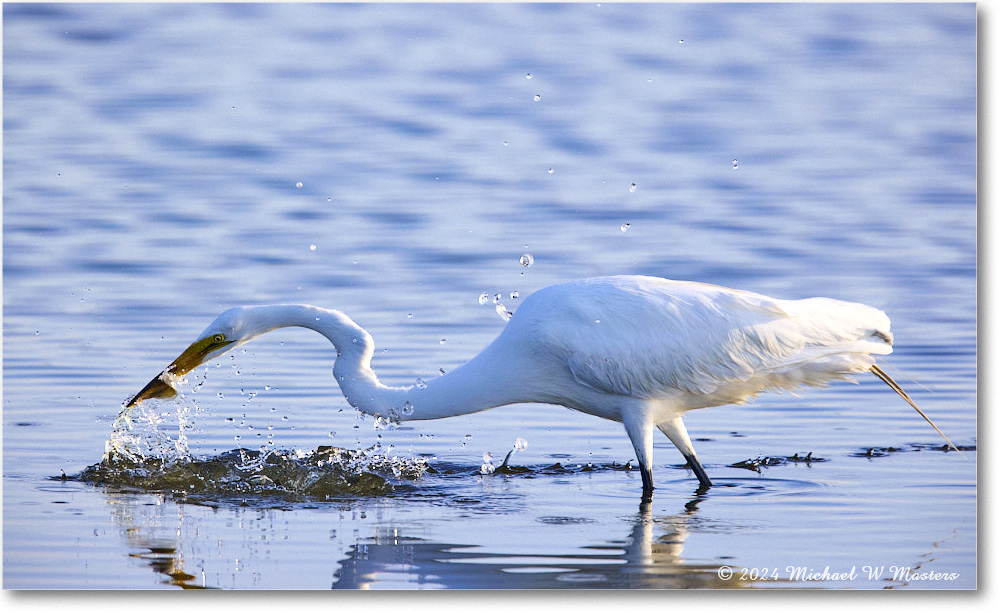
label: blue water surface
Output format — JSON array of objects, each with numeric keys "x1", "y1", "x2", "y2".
[{"x1": 3, "y1": 2, "x2": 976, "y2": 589}]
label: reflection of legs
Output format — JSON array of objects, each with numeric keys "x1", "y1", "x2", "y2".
[
  {"x1": 622, "y1": 410, "x2": 655, "y2": 493},
  {"x1": 658, "y1": 417, "x2": 713, "y2": 487}
]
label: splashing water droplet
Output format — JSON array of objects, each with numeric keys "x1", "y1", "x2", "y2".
[
  {"x1": 621, "y1": 222, "x2": 631, "y2": 233},
  {"x1": 401, "y1": 401, "x2": 414, "y2": 416},
  {"x1": 493, "y1": 293, "x2": 502, "y2": 304},
  {"x1": 415, "y1": 378, "x2": 427, "y2": 389},
  {"x1": 328, "y1": 431, "x2": 337, "y2": 438},
  {"x1": 496, "y1": 303, "x2": 513, "y2": 321},
  {"x1": 481, "y1": 452, "x2": 496, "y2": 475},
  {"x1": 732, "y1": 158, "x2": 739, "y2": 169},
  {"x1": 439, "y1": 338, "x2": 446, "y2": 345},
  {"x1": 309, "y1": 244, "x2": 317, "y2": 251},
  {"x1": 533, "y1": 94, "x2": 541, "y2": 102},
  {"x1": 629, "y1": 182, "x2": 637, "y2": 193},
  {"x1": 547, "y1": 168, "x2": 554, "y2": 174},
  {"x1": 526, "y1": 73, "x2": 533, "y2": 79},
  {"x1": 520, "y1": 253, "x2": 534, "y2": 267},
  {"x1": 478, "y1": 292, "x2": 490, "y2": 305},
  {"x1": 514, "y1": 438, "x2": 528, "y2": 451},
  {"x1": 510, "y1": 291, "x2": 519, "y2": 299},
  {"x1": 295, "y1": 181, "x2": 303, "y2": 188}
]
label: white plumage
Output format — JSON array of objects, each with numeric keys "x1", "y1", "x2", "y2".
[{"x1": 126, "y1": 275, "x2": 949, "y2": 495}]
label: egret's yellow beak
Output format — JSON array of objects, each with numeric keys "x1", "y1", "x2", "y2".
[{"x1": 125, "y1": 335, "x2": 233, "y2": 407}]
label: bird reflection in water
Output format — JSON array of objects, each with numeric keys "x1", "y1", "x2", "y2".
[
  {"x1": 332, "y1": 489, "x2": 753, "y2": 589},
  {"x1": 104, "y1": 492, "x2": 214, "y2": 589}
]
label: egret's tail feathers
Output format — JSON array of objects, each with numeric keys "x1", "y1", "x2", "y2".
[{"x1": 870, "y1": 364, "x2": 961, "y2": 454}]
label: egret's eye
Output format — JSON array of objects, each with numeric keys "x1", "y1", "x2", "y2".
[{"x1": 212, "y1": 334, "x2": 226, "y2": 344}]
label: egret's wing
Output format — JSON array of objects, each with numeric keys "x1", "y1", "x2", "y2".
[{"x1": 530, "y1": 277, "x2": 892, "y2": 399}]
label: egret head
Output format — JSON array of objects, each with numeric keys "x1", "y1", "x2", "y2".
[{"x1": 124, "y1": 307, "x2": 260, "y2": 407}]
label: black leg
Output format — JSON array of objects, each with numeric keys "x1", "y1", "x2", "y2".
[
  {"x1": 638, "y1": 460, "x2": 655, "y2": 493},
  {"x1": 682, "y1": 452, "x2": 713, "y2": 487}
]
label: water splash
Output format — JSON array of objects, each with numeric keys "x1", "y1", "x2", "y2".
[
  {"x1": 480, "y1": 452, "x2": 496, "y2": 475},
  {"x1": 105, "y1": 392, "x2": 197, "y2": 468},
  {"x1": 97, "y1": 372, "x2": 428, "y2": 499},
  {"x1": 495, "y1": 303, "x2": 513, "y2": 321}
]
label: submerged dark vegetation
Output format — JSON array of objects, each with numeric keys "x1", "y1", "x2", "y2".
[
  {"x1": 62, "y1": 439, "x2": 973, "y2": 503},
  {"x1": 70, "y1": 446, "x2": 418, "y2": 499}
]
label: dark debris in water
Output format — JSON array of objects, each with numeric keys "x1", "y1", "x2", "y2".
[
  {"x1": 67, "y1": 445, "x2": 429, "y2": 500},
  {"x1": 852, "y1": 442, "x2": 977, "y2": 458},
  {"x1": 728, "y1": 452, "x2": 826, "y2": 473},
  {"x1": 416, "y1": 458, "x2": 648, "y2": 481}
]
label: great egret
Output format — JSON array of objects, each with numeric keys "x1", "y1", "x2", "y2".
[{"x1": 125, "y1": 275, "x2": 955, "y2": 493}]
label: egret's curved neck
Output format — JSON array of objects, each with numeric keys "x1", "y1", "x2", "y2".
[{"x1": 263, "y1": 305, "x2": 524, "y2": 422}]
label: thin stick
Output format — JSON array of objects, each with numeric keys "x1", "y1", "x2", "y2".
[
  {"x1": 870, "y1": 364, "x2": 963, "y2": 456},
  {"x1": 875, "y1": 359, "x2": 936, "y2": 394}
]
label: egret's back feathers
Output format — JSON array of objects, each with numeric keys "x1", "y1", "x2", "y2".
[{"x1": 512, "y1": 276, "x2": 893, "y2": 404}]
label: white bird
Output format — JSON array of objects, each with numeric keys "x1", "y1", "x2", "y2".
[{"x1": 125, "y1": 275, "x2": 955, "y2": 494}]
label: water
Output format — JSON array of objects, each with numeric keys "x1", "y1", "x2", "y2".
[{"x1": 3, "y1": 3, "x2": 976, "y2": 590}]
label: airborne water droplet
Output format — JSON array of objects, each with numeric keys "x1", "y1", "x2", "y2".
[
  {"x1": 510, "y1": 291, "x2": 519, "y2": 299},
  {"x1": 514, "y1": 438, "x2": 528, "y2": 451},
  {"x1": 295, "y1": 181, "x2": 303, "y2": 188},
  {"x1": 629, "y1": 182, "x2": 637, "y2": 192},
  {"x1": 401, "y1": 401, "x2": 414, "y2": 416},
  {"x1": 478, "y1": 292, "x2": 490, "y2": 305},
  {"x1": 480, "y1": 451, "x2": 496, "y2": 475},
  {"x1": 415, "y1": 378, "x2": 427, "y2": 389},
  {"x1": 520, "y1": 253, "x2": 534, "y2": 267},
  {"x1": 621, "y1": 222, "x2": 631, "y2": 233},
  {"x1": 526, "y1": 73, "x2": 533, "y2": 79},
  {"x1": 533, "y1": 94, "x2": 541, "y2": 101},
  {"x1": 496, "y1": 303, "x2": 513, "y2": 321}
]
